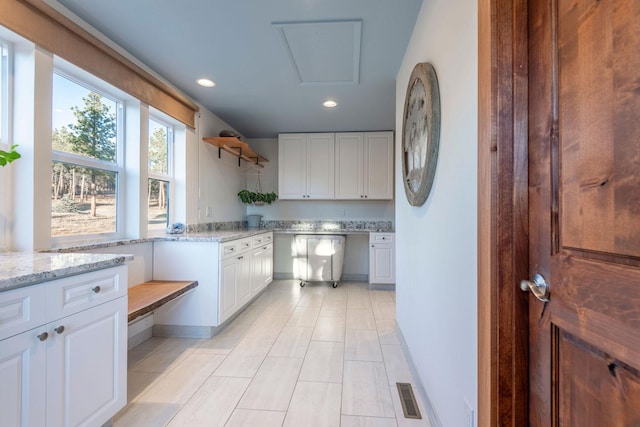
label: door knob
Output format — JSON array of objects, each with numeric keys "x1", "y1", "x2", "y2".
[{"x1": 520, "y1": 273, "x2": 550, "y2": 302}]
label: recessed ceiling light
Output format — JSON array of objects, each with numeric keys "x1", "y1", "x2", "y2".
[
  {"x1": 197, "y1": 78, "x2": 216, "y2": 87},
  {"x1": 323, "y1": 100, "x2": 338, "y2": 108}
]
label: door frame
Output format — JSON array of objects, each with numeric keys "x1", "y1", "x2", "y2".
[{"x1": 478, "y1": 0, "x2": 530, "y2": 425}]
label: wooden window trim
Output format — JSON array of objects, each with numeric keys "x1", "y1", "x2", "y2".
[{"x1": 0, "y1": 0, "x2": 198, "y2": 128}]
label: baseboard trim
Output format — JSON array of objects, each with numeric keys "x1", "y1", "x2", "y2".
[
  {"x1": 369, "y1": 283, "x2": 396, "y2": 291},
  {"x1": 396, "y1": 320, "x2": 443, "y2": 427}
]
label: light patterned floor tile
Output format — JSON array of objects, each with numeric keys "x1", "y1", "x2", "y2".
[
  {"x1": 133, "y1": 337, "x2": 203, "y2": 353},
  {"x1": 127, "y1": 371, "x2": 159, "y2": 403},
  {"x1": 114, "y1": 402, "x2": 180, "y2": 427},
  {"x1": 136, "y1": 353, "x2": 226, "y2": 404},
  {"x1": 312, "y1": 316, "x2": 346, "y2": 342},
  {"x1": 388, "y1": 383, "x2": 432, "y2": 427},
  {"x1": 376, "y1": 319, "x2": 401, "y2": 345},
  {"x1": 167, "y1": 376, "x2": 250, "y2": 427},
  {"x1": 243, "y1": 315, "x2": 290, "y2": 342},
  {"x1": 345, "y1": 329, "x2": 383, "y2": 362},
  {"x1": 346, "y1": 308, "x2": 377, "y2": 329},
  {"x1": 297, "y1": 293, "x2": 325, "y2": 307},
  {"x1": 129, "y1": 348, "x2": 193, "y2": 374},
  {"x1": 224, "y1": 409, "x2": 286, "y2": 427},
  {"x1": 381, "y1": 344, "x2": 414, "y2": 384},
  {"x1": 238, "y1": 356, "x2": 304, "y2": 411},
  {"x1": 342, "y1": 361, "x2": 395, "y2": 418},
  {"x1": 341, "y1": 415, "x2": 398, "y2": 427},
  {"x1": 299, "y1": 341, "x2": 344, "y2": 383},
  {"x1": 268, "y1": 326, "x2": 313, "y2": 358},
  {"x1": 282, "y1": 382, "x2": 342, "y2": 427},
  {"x1": 286, "y1": 306, "x2": 321, "y2": 328}
]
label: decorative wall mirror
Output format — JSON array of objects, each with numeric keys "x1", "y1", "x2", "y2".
[{"x1": 401, "y1": 62, "x2": 441, "y2": 206}]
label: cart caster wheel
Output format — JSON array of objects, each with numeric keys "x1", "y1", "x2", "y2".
[
  {"x1": 332, "y1": 282, "x2": 338, "y2": 288},
  {"x1": 300, "y1": 281, "x2": 305, "y2": 287}
]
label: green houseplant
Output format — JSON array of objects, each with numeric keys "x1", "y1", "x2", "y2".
[
  {"x1": 0, "y1": 144, "x2": 21, "y2": 166},
  {"x1": 237, "y1": 189, "x2": 278, "y2": 205}
]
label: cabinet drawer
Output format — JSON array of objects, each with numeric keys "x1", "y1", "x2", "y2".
[
  {"x1": 252, "y1": 232, "x2": 273, "y2": 248},
  {"x1": 47, "y1": 266, "x2": 126, "y2": 320},
  {"x1": 370, "y1": 233, "x2": 394, "y2": 243},
  {"x1": 222, "y1": 238, "x2": 252, "y2": 259},
  {"x1": 0, "y1": 284, "x2": 47, "y2": 341},
  {"x1": 221, "y1": 241, "x2": 239, "y2": 258}
]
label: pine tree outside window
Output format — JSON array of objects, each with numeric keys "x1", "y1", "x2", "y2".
[
  {"x1": 148, "y1": 116, "x2": 173, "y2": 231},
  {"x1": 51, "y1": 72, "x2": 123, "y2": 238}
]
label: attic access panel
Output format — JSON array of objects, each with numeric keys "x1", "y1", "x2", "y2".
[{"x1": 273, "y1": 20, "x2": 361, "y2": 86}]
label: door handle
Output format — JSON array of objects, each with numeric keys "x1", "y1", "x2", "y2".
[{"x1": 520, "y1": 273, "x2": 550, "y2": 302}]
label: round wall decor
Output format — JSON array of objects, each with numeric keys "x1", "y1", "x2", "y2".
[{"x1": 401, "y1": 62, "x2": 441, "y2": 207}]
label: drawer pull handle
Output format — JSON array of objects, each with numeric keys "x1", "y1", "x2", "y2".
[
  {"x1": 92, "y1": 286, "x2": 101, "y2": 294},
  {"x1": 238, "y1": 256, "x2": 244, "y2": 260},
  {"x1": 54, "y1": 326, "x2": 65, "y2": 334},
  {"x1": 37, "y1": 332, "x2": 48, "y2": 342}
]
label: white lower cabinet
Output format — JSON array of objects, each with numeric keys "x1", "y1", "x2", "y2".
[
  {"x1": 0, "y1": 265, "x2": 128, "y2": 427},
  {"x1": 219, "y1": 233, "x2": 273, "y2": 324},
  {"x1": 369, "y1": 233, "x2": 395, "y2": 284}
]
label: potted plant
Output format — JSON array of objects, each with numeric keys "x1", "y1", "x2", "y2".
[
  {"x1": 237, "y1": 189, "x2": 278, "y2": 206},
  {"x1": 0, "y1": 145, "x2": 21, "y2": 166}
]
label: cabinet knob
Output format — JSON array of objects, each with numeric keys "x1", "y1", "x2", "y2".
[
  {"x1": 92, "y1": 285, "x2": 101, "y2": 294},
  {"x1": 238, "y1": 256, "x2": 244, "y2": 260},
  {"x1": 37, "y1": 332, "x2": 48, "y2": 342},
  {"x1": 371, "y1": 244, "x2": 375, "y2": 248},
  {"x1": 364, "y1": 195, "x2": 368, "y2": 198},
  {"x1": 54, "y1": 326, "x2": 65, "y2": 334}
]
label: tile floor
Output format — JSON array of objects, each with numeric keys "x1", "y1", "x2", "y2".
[{"x1": 115, "y1": 280, "x2": 431, "y2": 427}]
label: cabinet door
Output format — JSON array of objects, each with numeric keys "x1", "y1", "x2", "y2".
[
  {"x1": 278, "y1": 134, "x2": 307, "y2": 199},
  {"x1": 369, "y1": 244, "x2": 395, "y2": 284},
  {"x1": 262, "y1": 244, "x2": 273, "y2": 289},
  {"x1": 47, "y1": 297, "x2": 127, "y2": 427},
  {"x1": 364, "y1": 132, "x2": 394, "y2": 200},
  {"x1": 335, "y1": 133, "x2": 364, "y2": 199},
  {"x1": 306, "y1": 133, "x2": 335, "y2": 199},
  {"x1": 237, "y1": 254, "x2": 252, "y2": 307},
  {"x1": 219, "y1": 257, "x2": 239, "y2": 324},
  {"x1": 251, "y1": 247, "x2": 264, "y2": 295},
  {"x1": 0, "y1": 327, "x2": 47, "y2": 427}
]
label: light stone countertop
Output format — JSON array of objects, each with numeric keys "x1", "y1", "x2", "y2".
[
  {"x1": 0, "y1": 252, "x2": 132, "y2": 292},
  {"x1": 3, "y1": 222, "x2": 394, "y2": 291}
]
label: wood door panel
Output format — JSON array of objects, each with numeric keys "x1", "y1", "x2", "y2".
[
  {"x1": 558, "y1": 0, "x2": 640, "y2": 257},
  {"x1": 557, "y1": 329, "x2": 640, "y2": 426},
  {"x1": 529, "y1": 0, "x2": 640, "y2": 424}
]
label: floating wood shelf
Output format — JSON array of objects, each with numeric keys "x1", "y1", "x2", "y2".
[
  {"x1": 128, "y1": 280, "x2": 198, "y2": 322},
  {"x1": 203, "y1": 137, "x2": 268, "y2": 167}
]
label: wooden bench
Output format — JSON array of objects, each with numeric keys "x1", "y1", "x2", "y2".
[{"x1": 127, "y1": 280, "x2": 198, "y2": 323}]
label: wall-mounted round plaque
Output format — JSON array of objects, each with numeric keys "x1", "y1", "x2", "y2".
[{"x1": 401, "y1": 62, "x2": 441, "y2": 207}]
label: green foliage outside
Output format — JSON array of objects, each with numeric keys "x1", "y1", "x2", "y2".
[{"x1": 52, "y1": 92, "x2": 117, "y2": 218}]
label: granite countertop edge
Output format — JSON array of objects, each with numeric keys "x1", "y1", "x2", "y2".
[
  {"x1": 49, "y1": 227, "x2": 395, "y2": 252},
  {"x1": 3, "y1": 226, "x2": 394, "y2": 291},
  {"x1": 0, "y1": 253, "x2": 132, "y2": 292}
]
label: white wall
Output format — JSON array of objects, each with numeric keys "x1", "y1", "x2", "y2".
[
  {"x1": 195, "y1": 109, "x2": 247, "y2": 223},
  {"x1": 245, "y1": 138, "x2": 395, "y2": 222},
  {"x1": 395, "y1": 0, "x2": 478, "y2": 426}
]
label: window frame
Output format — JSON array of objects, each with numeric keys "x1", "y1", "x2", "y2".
[
  {"x1": 0, "y1": 37, "x2": 12, "y2": 251},
  {"x1": 51, "y1": 67, "x2": 125, "y2": 244},
  {"x1": 147, "y1": 113, "x2": 174, "y2": 231}
]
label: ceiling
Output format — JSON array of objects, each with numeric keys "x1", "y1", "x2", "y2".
[{"x1": 54, "y1": 0, "x2": 423, "y2": 138}]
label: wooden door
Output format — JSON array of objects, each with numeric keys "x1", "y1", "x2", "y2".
[{"x1": 528, "y1": 0, "x2": 640, "y2": 424}]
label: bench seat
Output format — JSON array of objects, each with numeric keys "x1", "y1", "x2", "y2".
[{"x1": 128, "y1": 280, "x2": 198, "y2": 322}]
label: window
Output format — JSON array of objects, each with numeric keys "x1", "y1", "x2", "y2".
[
  {"x1": 0, "y1": 41, "x2": 8, "y2": 147},
  {"x1": 147, "y1": 117, "x2": 173, "y2": 231},
  {"x1": 51, "y1": 72, "x2": 122, "y2": 238}
]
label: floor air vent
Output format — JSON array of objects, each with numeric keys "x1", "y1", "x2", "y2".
[{"x1": 396, "y1": 382, "x2": 422, "y2": 419}]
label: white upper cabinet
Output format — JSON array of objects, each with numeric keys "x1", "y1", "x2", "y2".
[
  {"x1": 335, "y1": 131, "x2": 394, "y2": 200},
  {"x1": 278, "y1": 133, "x2": 335, "y2": 199}
]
